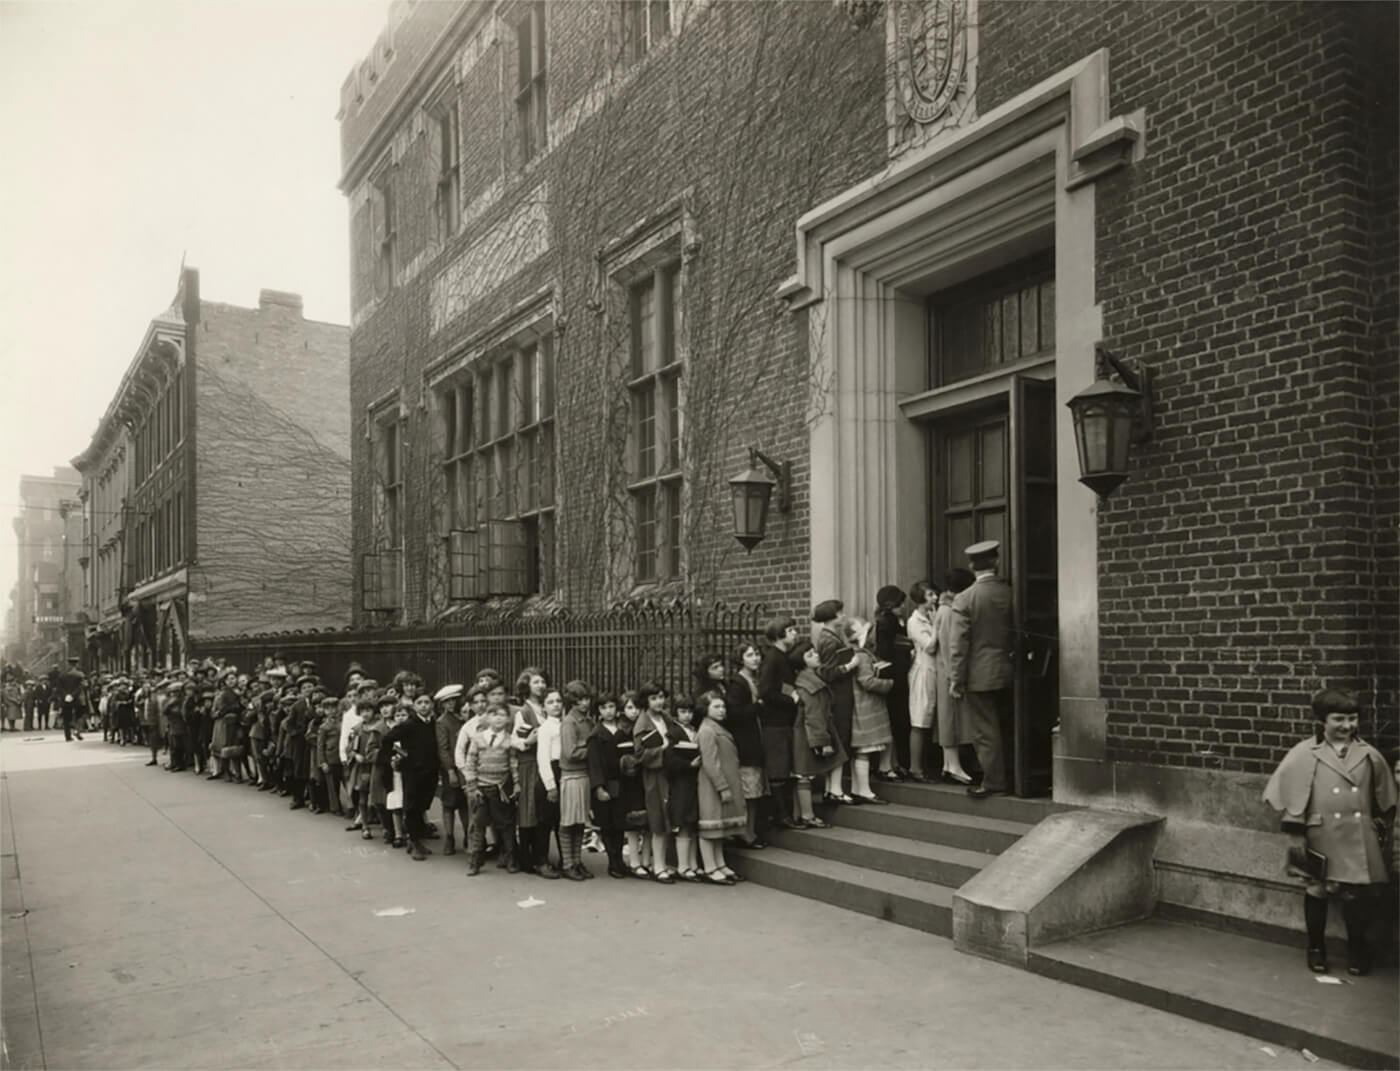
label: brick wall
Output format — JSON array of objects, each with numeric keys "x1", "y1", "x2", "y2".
[
  {"x1": 344, "y1": 1, "x2": 885, "y2": 628},
  {"x1": 190, "y1": 294, "x2": 352, "y2": 636},
  {"x1": 980, "y1": 0, "x2": 1399, "y2": 770}
]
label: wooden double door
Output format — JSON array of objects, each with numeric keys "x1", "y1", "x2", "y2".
[{"x1": 929, "y1": 376, "x2": 1058, "y2": 797}]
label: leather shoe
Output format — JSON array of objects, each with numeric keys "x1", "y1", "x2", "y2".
[
  {"x1": 966, "y1": 784, "x2": 989, "y2": 799},
  {"x1": 536, "y1": 862, "x2": 562, "y2": 880},
  {"x1": 1307, "y1": 946, "x2": 1328, "y2": 973}
]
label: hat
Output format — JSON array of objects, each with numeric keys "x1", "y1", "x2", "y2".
[
  {"x1": 964, "y1": 540, "x2": 1001, "y2": 560},
  {"x1": 434, "y1": 683, "x2": 464, "y2": 703},
  {"x1": 356, "y1": 678, "x2": 380, "y2": 693},
  {"x1": 812, "y1": 599, "x2": 844, "y2": 623},
  {"x1": 875, "y1": 585, "x2": 906, "y2": 610},
  {"x1": 266, "y1": 666, "x2": 288, "y2": 679}
]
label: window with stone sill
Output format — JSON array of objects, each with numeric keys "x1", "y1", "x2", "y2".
[{"x1": 438, "y1": 335, "x2": 556, "y2": 600}]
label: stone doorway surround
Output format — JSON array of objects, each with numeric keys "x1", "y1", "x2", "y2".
[{"x1": 778, "y1": 49, "x2": 1144, "y2": 799}]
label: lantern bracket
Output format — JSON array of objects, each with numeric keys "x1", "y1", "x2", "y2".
[
  {"x1": 748, "y1": 446, "x2": 792, "y2": 512},
  {"x1": 1094, "y1": 345, "x2": 1154, "y2": 444}
]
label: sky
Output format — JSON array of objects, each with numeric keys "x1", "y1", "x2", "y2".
[{"x1": 0, "y1": 0, "x2": 391, "y2": 626}]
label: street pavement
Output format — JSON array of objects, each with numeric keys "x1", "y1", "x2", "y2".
[{"x1": 1, "y1": 732, "x2": 1344, "y2": 1071}]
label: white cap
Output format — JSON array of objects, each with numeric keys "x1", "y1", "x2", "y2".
[{"x1": 433, "y1": 683, "x2": 465, "y2": 702}]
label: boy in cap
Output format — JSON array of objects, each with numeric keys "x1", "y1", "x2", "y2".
[
  {"x1": 1263, "y1": 688, "x2": 1396, "y2": 975},
  {"x1": 948, "y1": 539, "x2": 1014, "y2": 799}
]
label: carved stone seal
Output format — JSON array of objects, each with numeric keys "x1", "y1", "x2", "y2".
[{"x1": 893, "y1": 0, "x2": 967, "y2": 125}]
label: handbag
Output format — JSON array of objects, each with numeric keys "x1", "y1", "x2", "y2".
[{"x1": 1286, "y1": 844, "x2": 1327, "y2": 882}]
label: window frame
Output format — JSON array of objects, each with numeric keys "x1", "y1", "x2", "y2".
[
  {"x1": 433, "y1": 331, "x2": 557, "y2": 602},
  {"x1": 371, "y1": 160, "x2": 397, "y2": 296}
]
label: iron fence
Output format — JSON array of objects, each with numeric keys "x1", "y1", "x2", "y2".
[{"x1": 190, "y1": 601, "x2": 769, "y2": 699}]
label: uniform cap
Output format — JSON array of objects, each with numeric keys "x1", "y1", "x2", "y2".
[
  {"x1": 964, "y1": 540, "x2": 1001, "y2": 559},
  {"x1": 434, "y1": 684, "x2": 465, "y2": 702},
  {"x1": 811, "y1": 599, "x2": 844, "y2": 623}
]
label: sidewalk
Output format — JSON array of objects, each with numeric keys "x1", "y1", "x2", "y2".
[{"x1": 0, "y1": 734, "x2": 1349, "y2": 1070}]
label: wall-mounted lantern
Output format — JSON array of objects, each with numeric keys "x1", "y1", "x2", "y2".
[
  {"x1": 1066, "y1": 345, "x2": 1154, "y2": 499},
  {"x1": 728, "y1": 446, "x2": 792, "y2": 552}
]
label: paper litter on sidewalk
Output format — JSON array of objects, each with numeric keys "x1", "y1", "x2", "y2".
[
  {"x1": 1300, "y1": 1049, "x2": 1319, "y2": 1063},
  {"x1": 1257, "y1": 1046, "x2": 1277, "y2": 1058},
  {"x1": 373, "y1": 906, "x2": 416, "y2": 917},
  {"x1": 516, "y1": 896, "x2": 546, "y2": 909},
  {"x1": 1313, "y1": 975, "x2": 1344, "y2": 985}
]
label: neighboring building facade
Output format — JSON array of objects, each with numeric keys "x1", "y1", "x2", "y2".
[
  {"x1": 339, "y1": 0, "x2": 1397, "y2": 937},
  {"x1": 8, "y1": 468, "x2": 83, "y2": 671},
  {"x1": 73, "y1": 268, "x2": 354, "y2": 669}
]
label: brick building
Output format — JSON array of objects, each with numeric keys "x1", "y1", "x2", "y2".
[
  {"x1": 72, "y1": 267, "x2": 353, "y2": 669},
  {"x1": 7, "y1": 468, "x2": 83, "y2": 671},
  {"x1": 339, "y1": 0, "x2": 1397, "y2": 937}
]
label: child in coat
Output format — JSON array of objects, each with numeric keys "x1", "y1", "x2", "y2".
[
  {"x1": 847, "y1": 618, "x2": 896, "y2": 805},
  {"x1": 618, "y1": 691, "x2": 651, "y2": 874},
  {"x1": 633, "y1": 682, "x2": 679, "y2": 883},
  {"x1": 664, "y1": 696, "x2": 702, "y2": 881},
  {"x1": 696, "y1": 692, "x2": 746, "y2": 884},
  {"x1": 790, "y1": 642, "x2": 843, "y2": 828},
  {"x1": 588, "y1": 693, "x2": 631, "y2": 878},
  {"x1": 1263, "y1": 688, "x2": 1397, "y2": 975}
]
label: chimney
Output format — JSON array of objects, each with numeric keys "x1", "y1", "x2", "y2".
[{"x1": 258, "y1": 289, "x2": 303, "y2": 316}]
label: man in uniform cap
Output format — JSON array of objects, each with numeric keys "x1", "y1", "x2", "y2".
[
  {"x1": 56, "y1": 657, "x2": 89, "y2": 742},
  {"x1": 948, "y1": 540, "x2": 1014, "y2": 799}
]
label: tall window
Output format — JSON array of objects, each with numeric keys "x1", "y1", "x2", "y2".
[
  {"x1": 623, "y1": 0, "x2": 670, "y2": 62},
  {"x1": 435, "y1": 99, "x2": 461, "y2": 239},
  {"x1": 515, "y1": 2, "x2": 548, "y2": 164},
  {"x1": 372, "y1": 165, "x2": 397, "y2": 295},
  {"x1": 376, "y1": 416, "x2": 403, "y2": 550},
  {"x1": 438, "y1": 336, "x2": 555, "y2": 599},
  {"x1": 628, "y1": 265, "x2": 682, "y2": 583},
  {"x1": 365, "y1": 411, "x2": 404, "y2": 613}
]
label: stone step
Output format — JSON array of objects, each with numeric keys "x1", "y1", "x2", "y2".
[
  {"x1": 1027, "y1": 917, "x2": 1400, "y2": 1070},
  {"x1": 812, "y1": 799, "x2": 1032, "y2": 855},
  {"x1": 727, "y1": 845, "x2": 956, "y2": 936},
  {"x1": 871, "y1": 778, "x2": 1070, "y2": 825},
  {"x1": 763, "y1": 825, "x2": 990, "y2": 888}
]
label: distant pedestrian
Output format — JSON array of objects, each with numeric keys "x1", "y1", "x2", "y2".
[
  {"x1": 1263, "y1": 688, "x2": 1397, "y2": 975},
  {"x1": 948, "y1": 540, "x2": 1014, "y2": 800},
  {"x1": 56, "y1": 658, "x2": 87, "y2": 741},
  {"x1": 3, "y1": 678, "x2": 21, "y2": 732}
]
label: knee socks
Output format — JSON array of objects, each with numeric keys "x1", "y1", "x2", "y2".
[
  {"x1": 826, "y1": 766, "x2": 844, "y2": 797},
  {"x1": 795, "y1": 780, "x2": 815, "y2": 821}
]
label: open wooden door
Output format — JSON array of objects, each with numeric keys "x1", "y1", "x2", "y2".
[{"x1": 1010, "y1": 374, "x2": 1058, "y2": 797}]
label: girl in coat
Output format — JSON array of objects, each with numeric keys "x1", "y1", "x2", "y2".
[
  {"x1": 511, "y1": 667, "x2": 554, "y2": 877},
  {"x1": 587, "y1": 693, "x2": 631, "y2": 878},
  {"x1": 905, "y1": 580, "x2": 940, "y2": 782},
  {"x1": 724, "y1": 643, "x2": 769, "y2": 848},
  {"x1": 757, "y1": 617, "x2": 803, "y2": 830},
  {"x1": 618, "y1": 691, "x2": 650, "y2": 875},
  {"x1": 847, "y1": 618, "x2": 895, "y2": 804},
  {"x1": 790, "y1": 642, "x2": 842, "y2": 828},
  {"x1": 664, "y1": 695, "x2": 702, "y2": 881},
  {"x1": 696, "y1": 691, "x2": 747, "y2": 884},
  {"x1": 933, "y1": 568, "x2": 976, "y2": 784},
  {"x1": 633, "y1": 681, "x2": 679, "y2": 883}
]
